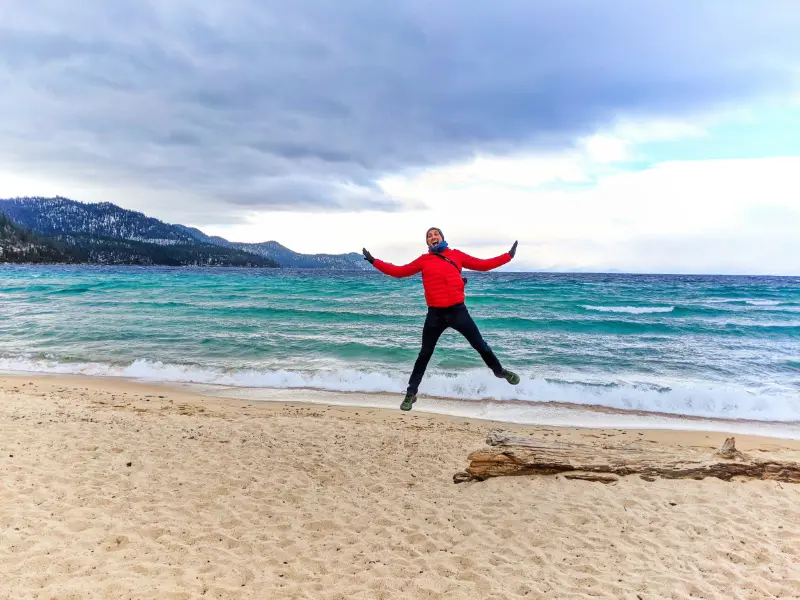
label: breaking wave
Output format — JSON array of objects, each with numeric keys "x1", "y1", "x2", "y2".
[{"x1": 2, "y1": 357, "x2": 798, "y2": 423}]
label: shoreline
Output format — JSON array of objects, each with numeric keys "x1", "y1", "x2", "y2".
[
  {"x1": 0, "y1": 371, "x2": 800, "y2": 448},
  {"x1": 3, "y1": 368, "x2": 800, "y2": 440}
]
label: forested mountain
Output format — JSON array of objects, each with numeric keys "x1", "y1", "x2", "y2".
[
  {"x1": 0, "y1": 199, "x2": 278, "y2": 267},
  {"x1": 1, "y1": 197, "x2": 368, "y2": 269},
  {"x1": 0, "y1": 210, "x2": 76, "y2": 263},
  {"x1": 0, "y1": 197, "x2": 195, "y2": 244}
]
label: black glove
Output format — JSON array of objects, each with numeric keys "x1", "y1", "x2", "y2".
[
  {"x1": 508, "y1": 240, "x2": 518, "y2": 259},
  {"x1": 362, "y1": 248, "x2": 375, "y2": 264}
]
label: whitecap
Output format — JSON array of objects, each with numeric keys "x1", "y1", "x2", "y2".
[{"x1": 582, "y1": 305, "x2": 674, "y2": 314}]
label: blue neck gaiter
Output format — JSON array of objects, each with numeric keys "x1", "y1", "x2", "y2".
[{"x1": 429, "y1": 240, "x2": 448, "y2": 253}]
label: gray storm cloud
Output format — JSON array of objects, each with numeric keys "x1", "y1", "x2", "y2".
[{"x1": 1, "y1": 0, "x2": 799, "y2": 221}]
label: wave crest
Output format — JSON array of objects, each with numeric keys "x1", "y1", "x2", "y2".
[
  {"x1": 1, "y1": 357, "x2": 797, "y2": 423},
  {"x1": 583, "y1": 305, "x2": 674, "y2": 314}
]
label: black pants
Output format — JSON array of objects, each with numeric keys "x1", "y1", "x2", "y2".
[{"x1": 406, "y1": 303, "x2": 503, "y2": 395}]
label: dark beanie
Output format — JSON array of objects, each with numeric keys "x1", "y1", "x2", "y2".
[{"x1": 426, "y1": 227, "x2": 444, "y2": 241}]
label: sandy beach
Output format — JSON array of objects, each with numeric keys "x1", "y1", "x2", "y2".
[{"x1": 2, "y1": 374, "x2": 799, "y2": 600}]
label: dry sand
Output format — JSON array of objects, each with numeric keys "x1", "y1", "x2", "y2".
[{"x1": 1, "y1": 374, "x2": 799, "y2": 600}]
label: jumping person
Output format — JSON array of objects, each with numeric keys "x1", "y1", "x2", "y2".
[{"x1": 362, "y1": 227, "x2": 520, "y2": 411}]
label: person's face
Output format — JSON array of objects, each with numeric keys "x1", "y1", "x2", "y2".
[{"x1": 426, "y1": 229, "x2": 442, "y2": 247}]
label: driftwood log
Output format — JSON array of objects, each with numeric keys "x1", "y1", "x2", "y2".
[{"x1": 453, "y1": 431, "x2": 800, "y2": 484}]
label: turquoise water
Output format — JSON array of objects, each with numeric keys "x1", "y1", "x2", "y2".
[{"x1": 1, "y1": 265, "x2": 798, "y2": 422}]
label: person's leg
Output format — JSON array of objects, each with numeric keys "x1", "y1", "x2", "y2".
[
  {"x1": 448, "y1": 304, "x2": 520, "y2": 384},
  {"x1": 403, "y1": 309, "x2": 448, "y2": 408},
  {"x1": 447, "y1": 304, "x2": 502, "y2": 374}
]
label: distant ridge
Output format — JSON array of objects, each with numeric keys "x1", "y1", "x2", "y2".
[
  {"x1": 0, "y1": 197, "x2": 368, "y2": 269},
  {"x1": 174, "y1": 224, "x2": 369, "y2": 270}
]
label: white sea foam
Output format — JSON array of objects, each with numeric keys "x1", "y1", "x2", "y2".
[
  {"x1": 2, "y1": 357, "x2": 798, "y2": 424},
  {"x1": 583, "y1": 305, "x2": 675, "y2": 314},
  {"x1": 707, "y1": 299, "x2": 785, "y2": 306}
]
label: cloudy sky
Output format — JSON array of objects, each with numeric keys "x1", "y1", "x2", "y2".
[{"x1": 2, "y1": 1, "x2": 799, "y2": 274}]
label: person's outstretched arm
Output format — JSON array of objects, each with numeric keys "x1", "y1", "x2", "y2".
[
  {"x1": 363, "y1": 248, "x2": 423, "y2": 278},
  {"x1": 455, "y1": 241, "x2": 518, "y2": 272}
]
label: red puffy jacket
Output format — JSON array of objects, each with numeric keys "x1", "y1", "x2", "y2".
[{"x1": 373, "y1": 248, "x2": 511, "y2": 308}]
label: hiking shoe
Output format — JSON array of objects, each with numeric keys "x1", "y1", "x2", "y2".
[
  {"x1": 400, "y1": 392, "x2": 417, "y2": 411},
  {"x1": 498, "y1": 369, "x2": 520, "y2": 385}
]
